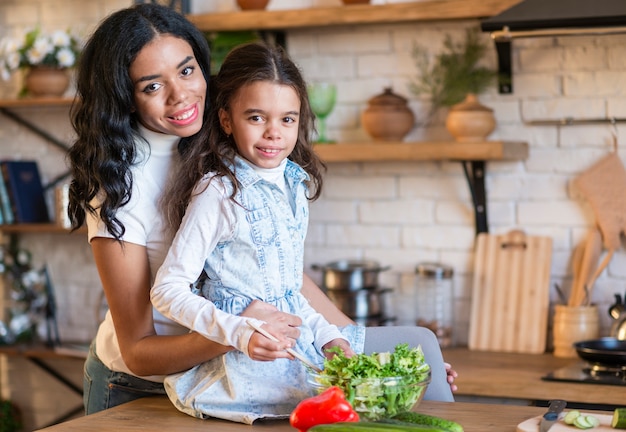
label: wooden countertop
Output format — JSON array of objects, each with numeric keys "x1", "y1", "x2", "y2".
[
  {"x1": 442, "y1": 348, "x2": 626, "y2": 406},
  {"x1": 35, "y1": 396, "x2": 572, "y2": 432}
]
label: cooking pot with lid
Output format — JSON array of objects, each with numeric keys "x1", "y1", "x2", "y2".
[{"x1": 311, "y1": 260, "x2": 390, "y2": 291}]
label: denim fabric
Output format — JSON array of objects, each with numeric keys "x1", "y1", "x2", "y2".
[
  {"x1": 83, "y1": 341, "x2": 166, "y2": 415},
  {"x1": 163, "y1": 158, "x2": 365, "y2": 423}
]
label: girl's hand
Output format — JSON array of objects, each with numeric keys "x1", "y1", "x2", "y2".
[
  {"x1": 246, "y1": 327, "x2": 294, "y2": 361},
  {"x1": 322, "y1": 338, "x2": 354, "y2": 360},
  {"x1": 240, "y1": 299, "x2": 301, "y2": 341},
  {"x1": 445, "y1": 362, "x2": 458, "y2": 392}
]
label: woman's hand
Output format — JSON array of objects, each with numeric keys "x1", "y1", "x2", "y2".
[
  {"x1": 445, "y1": 362, "x2": 458, "y2": 392},
  {"x1": 322, "y1": 338, "x2": 354, "y2": 360}
]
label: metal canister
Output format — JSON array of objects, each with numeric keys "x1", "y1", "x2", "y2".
[{"x1": 415, "y1": 262, "x2": 454, "y2": 347}]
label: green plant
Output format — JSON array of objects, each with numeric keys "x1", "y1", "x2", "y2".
[
  {"x1": 409, "y1": 27, "x2": 497, "y2": 112},
  {"x1": 206, "y1": 31, "x2": 260, "y2": 73},
  {"x1": 0, "y1": 399, "x2": 22, "y2": 432}
]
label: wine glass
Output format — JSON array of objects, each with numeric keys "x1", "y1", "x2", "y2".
[{"x1": 307, "y1": 82, "x2": 337, "y2": 144}]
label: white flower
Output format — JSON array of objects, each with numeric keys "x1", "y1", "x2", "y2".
[
  {"x1": 50, "y1": 30, "x2": 71, "y2": 48},
  {"x1": 27, "y1": 36, "x2": 53, "y2": 64},
  {"x1": 55, "y1": 47, "x2": 75, "y2": 68}
]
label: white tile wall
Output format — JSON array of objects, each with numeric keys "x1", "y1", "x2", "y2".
[{"x1": 1, "y1": 3, "x2": 626, "y2": 419}]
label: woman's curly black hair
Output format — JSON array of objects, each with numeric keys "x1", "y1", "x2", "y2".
[{"x1": 67, "y1": 3, "x2": 211, "y2": 240}]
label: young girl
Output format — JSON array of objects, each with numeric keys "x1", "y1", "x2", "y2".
[{"x1": 150, "y1": 41, "x2": 365, "y2": 423}]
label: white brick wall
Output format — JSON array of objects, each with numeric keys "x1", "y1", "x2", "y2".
[{"x1": 1, "y1": 0, "x2": 624, "y2": 356}]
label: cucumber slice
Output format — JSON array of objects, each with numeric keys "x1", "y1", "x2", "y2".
[
  {"x1": 585, "y1": 415, "x2": 600, "y2": 428},
  {"x1": 573, "y1": 415, "x2": 592, "y2": 429},
  {"x1": 564, "y1": 410, "x2": 581, "y2": 425},
  {"x1": 613, "y1": 408, "x2": 626, "y2": 429}
]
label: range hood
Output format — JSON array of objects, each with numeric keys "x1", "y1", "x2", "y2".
[{"x1": 481, "y1": 0, "x2": 626, "y2": 94}]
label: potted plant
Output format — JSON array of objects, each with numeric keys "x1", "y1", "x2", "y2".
[
  {"x1": 0, "y1": 27, "x2": 82, "y2": 97},
  {"x1": 410, "y1": 27, "x2": 498, "y2": 142},
  {"x1": 0, "y1": 399, "x2": 21, "y2": 432}
]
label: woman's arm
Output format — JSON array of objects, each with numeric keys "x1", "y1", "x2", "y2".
[
  {"x1": 91, "y1": 238, "x2": 300, "y2": 376},
  {"x1": 301, "y1": 273, "x2": 355, "y2": 327}
]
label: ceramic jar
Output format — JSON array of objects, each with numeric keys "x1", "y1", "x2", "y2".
[
  {"x1": 361, "y1": 87, "x2": 415, "y2": 142},
  {"x1": 24, "y1": 67, "x2": 70, "y2": 98},
  {"x1": 552, "y1": 305, "x2": 599, "y2": 358},
  {"x1": 445, "y1": 93, "x2": 496, "y2": 142},
  {"x1": 236, "y1": 0, "x2": 269, "y2": 10}
]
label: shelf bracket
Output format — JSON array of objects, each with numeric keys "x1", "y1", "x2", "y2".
[
  {"x1": 0, "y1": 107, "x2": 72, "y2": 189},
  {"x1": 462, "y1": 160, "x2": 488, "y2": 235}
]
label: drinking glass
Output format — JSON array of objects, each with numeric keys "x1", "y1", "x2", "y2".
[{"x1": 307, "y1": 82, "x2": 337, "y2": 144}]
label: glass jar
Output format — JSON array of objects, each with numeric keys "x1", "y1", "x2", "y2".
[{"x1": 415, "y1": 262, "x2": 454, "y2": 347}]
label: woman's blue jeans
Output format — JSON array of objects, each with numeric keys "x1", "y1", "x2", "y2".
[{"x1": 83, "y1": 342, "x2": 166, "y2": 415}]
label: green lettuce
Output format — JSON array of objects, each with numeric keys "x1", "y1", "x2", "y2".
[{"x1": 315, "y1": 343, "x2": 431, "y2": 420}]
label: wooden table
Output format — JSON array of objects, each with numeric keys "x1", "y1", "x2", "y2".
[
  {"x1": 442, "y1": 348, "x2": 626, "y2": 408},
  {"x1": 35, "y1": 396, "x2": 590, "y2": 432}
]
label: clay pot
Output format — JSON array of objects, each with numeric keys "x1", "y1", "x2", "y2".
[
  {"x1": 445, "y1": 93, "x2": 496, "y2": 142},
  {"x1": 361, "y1": 87, "x2": 415, "y2": 142},
  {"x1": 236, "y1": 0, "x2": 269, "y2": 10},
  {"x1": 24, "y1": 67, "x2": 70, "y2": 97}
]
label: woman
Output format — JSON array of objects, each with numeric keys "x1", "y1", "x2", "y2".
[{"x1": 67, "y1": 3, "x2": 456, "y2": 414}]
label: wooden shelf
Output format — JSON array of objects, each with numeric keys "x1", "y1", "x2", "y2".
[
  {"x1": 313, "y1": 140, "x2": 528, "y2": 163},
  {"x1": 0, "y1": 224, "x2": 85, "y2": 234},
  {"x1": 0, "y1": 97, "x2": 74, "y2": 108},
  {"x1": 187, "y1": 0, "x2": 523, "y2": 32}
]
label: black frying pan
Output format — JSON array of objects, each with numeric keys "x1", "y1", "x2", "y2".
[{"x1": 574, "y1": 337, "x2": 626, "y2": 366}]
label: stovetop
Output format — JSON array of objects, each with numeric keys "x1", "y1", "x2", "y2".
[{"x1": 542, "y1": 361, "x2": 626, "y2": 386}]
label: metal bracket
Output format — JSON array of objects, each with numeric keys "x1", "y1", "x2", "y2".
[
  {"x1": 0, "y1": 107, "x2": 72, "y2": 189},
  {"x1": 462, "y1": 160, "x2": 488, "y2": 235},
  {"x1": 494, "y1": 39, "x2": 513, "y2": 94}
]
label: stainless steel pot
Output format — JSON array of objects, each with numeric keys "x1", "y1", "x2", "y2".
[
  {"x1": 311, "y1": 260, "x2": 390, "y2": 291},
  {"x1": 326, "y1": 287, "x2": 392, "y2": 318}
]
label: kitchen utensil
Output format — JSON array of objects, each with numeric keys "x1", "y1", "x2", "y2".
[
  {"x1": 311, "y1": 260, "x2": 390, "y2": 291},
  {"x1": 325, "y1": 287, "x2": 392, "y2": 318},
  {"x1": 574, "y1": 337, "x2": 626, "y2": 367},
  {"x1": 517, "y1": 412, "x2": 614, "y2": 432},
  {"x1": 611, "y1": 314, "x2": 626, "y2": 340},
  {"x1": 246, "y1": 319, "x2": 322, "y2": 373},
  {"x1": 609, "y1": 293, "x2": 624, "y2": 319},
  {"x1": 568, "y1": 228, "x2": 604, "y2": 307},
  {"x1": 469, "y1": 229, "x2": 553, "y2": 353},
  {"x1": 574, "y1": 151, "x2": 626, "y2": 252},
  {"x1": 539, "y1": 400, "x2": 567, "y2": 432}
]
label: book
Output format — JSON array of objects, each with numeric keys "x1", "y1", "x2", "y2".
[
  {"x1": 1, "y1": 160, "x2": 50, "y2": 223},
  {"x1": 0, "y1": 171, "x2": 13, "y2": 224}
]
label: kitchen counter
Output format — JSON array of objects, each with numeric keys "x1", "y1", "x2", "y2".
[
  {"x1": 35, "y1": 396, "x2": 591, "y2": 432},
  {"x1": 442, "y1": 348, "x2": 626, "y2": 407}
]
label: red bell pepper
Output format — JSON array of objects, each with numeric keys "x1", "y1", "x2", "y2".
[{"x1": 290, "y1": 386, "x2": 359, "y2": 432}]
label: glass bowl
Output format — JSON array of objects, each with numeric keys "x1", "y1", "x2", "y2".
[{"x1": 306, "y1": 368, "x2": 431, "y2": 421}]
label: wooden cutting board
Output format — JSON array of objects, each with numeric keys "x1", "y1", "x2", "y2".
[
  {"x1": 469, "y1": 230, "x2": 553, "y2": 354},
  {"x1": 517, "y1": 413, "x2": 613, "y2": 432}
]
